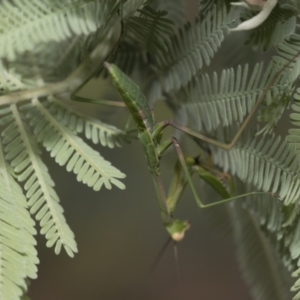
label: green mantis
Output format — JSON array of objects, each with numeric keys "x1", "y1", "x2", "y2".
[
  {"x1": 71, "y1": 44, "x2": 300, "y2": 242},
  {"x1": 97, "y1": 62, "x2": 267, "y2": 241}
]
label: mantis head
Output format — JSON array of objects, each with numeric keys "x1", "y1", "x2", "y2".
[{"x1": 166, "y1": 219, "x2": 190, "y2": 242}]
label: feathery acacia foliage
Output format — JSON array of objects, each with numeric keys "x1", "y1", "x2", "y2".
[{"x1": 1, "y1": 0, "x2": 300, "y2": 299}]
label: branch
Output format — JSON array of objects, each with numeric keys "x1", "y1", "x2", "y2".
[{"x1": 0, "y1": 44, "x2": 108, "y2": 106}]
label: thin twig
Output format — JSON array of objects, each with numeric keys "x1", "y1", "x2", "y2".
[{"x1": 0, "y1": 43, "x2": 109, "y2": 106}]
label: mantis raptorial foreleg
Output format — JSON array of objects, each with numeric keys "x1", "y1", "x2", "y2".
[
  {"x1": 152, "y1": 170, "x2": 191, "y2": 241},
  {"x1": 165, "y1": 160, "x2": 188, "y2": 214}
]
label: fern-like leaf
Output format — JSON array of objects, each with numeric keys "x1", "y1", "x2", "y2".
[
  {"x1": 46, "y1": 96, "x2": 127, "y2": 148},
  {"x1": 230, "y1": 202, "x2": 293, "y2": 300},
  {"x1": 0, "y1": 62, "x2": 33, "y2": 95},
  {"x1": 244, "y1": 193, "x2": 300, "y2": 300},
  {"x1": 179, "y1": 60, "x2": 290, "y2": 133},
  {"x1": 211, "y1": 134, "x2": 300, "y2": 206},
  {"x1": 111, "y1": 5, "x2": 176, "y2": 76},
  {"x1": 210, "y1": 133, "x2": 300, "y2": 286},
  {"x1": 2, "y1": 104, "x2": 77, "y2": 257},
  {"x1": 0, "y1": 139, "x2": 38, "y2": 300},
  {"x1": 11, "y1": 37, "x2": 84, "y2": 84},
  {"x1": 276, "y1": 31, "x2": 300, "y2": 83},
  {"x1": 287, "y1": 87, "x2": 300, "y2": 153},
  {"x1": 23, "y1": 99, "x2": 126, "y2": 191},
  {"x1": 242, "y1": 4, "x2": 297, "y2": 51},
  {"x1": 110, "y1": 41, "x2": 146, "y2": 76},
  {"x1": 151, "y1": 0, "x2": 186, "y2": 27},
  {"x1": 126, "y1": 6, "x2": 175, "y2": 53},
  {"x1": 0, "y1": 0, "x2": 119, "y2": 61},
  {"x1": 148, "y1": 4, "x2": 230, "y2": 102},
  {"x1": 122, "y1": 0, "x2": 148, "y2": 18}
]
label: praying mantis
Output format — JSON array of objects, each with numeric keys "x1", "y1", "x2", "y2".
[
  {"x1": 66, "y1": 0, "x2": 295, "y2": 246},
  {"x1": 72, "y1": 57, "x2": 294, "y2": 242},
  {"x1": 100, "y1": 62, "x2": 266, "y2": 241}
]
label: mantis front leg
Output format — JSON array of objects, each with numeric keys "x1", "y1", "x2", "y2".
[{"x1": 152, "y1": 172, "x2": 190, "y2": 242}]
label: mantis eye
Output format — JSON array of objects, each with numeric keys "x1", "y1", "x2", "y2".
[{"x1": 230, "y1": 0, "x2": 278, "y2": 32}]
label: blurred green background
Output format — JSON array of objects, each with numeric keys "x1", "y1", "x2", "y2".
[{"x1": 28, "y1": 1, "x2": 262, "y2": 299}]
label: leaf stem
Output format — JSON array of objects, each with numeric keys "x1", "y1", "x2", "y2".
[{"x1": 0, "y1": 44, "x2": 107, "y2": 106}]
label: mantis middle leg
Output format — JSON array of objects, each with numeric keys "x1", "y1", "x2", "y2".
[{"x1": 169, "y1": 137, "x2": 270, "y2": 209}]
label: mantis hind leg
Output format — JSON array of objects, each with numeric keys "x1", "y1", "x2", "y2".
[{"x1": 158, "y1": 50, "x2": 300, "y2": 151}]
